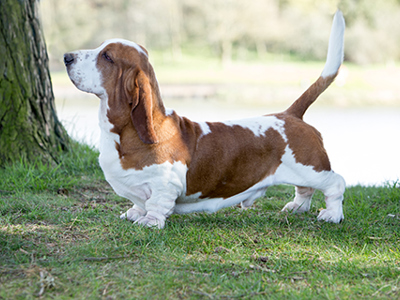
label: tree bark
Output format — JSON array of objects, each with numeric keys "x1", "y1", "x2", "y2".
[{"x1": 0, "y1": 0, "x2": 69, "y2": 166}]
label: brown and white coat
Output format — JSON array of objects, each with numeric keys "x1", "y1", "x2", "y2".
[{"x1": 64, "y1": 11, "x2": 346, "y2": 228}]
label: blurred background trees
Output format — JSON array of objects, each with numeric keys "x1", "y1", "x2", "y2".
[{"x1": 40, "y1": 0, "x2": 400, "y2": 69}]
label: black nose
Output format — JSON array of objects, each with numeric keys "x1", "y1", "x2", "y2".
[{"x1": 64, "y1": 53, "x2": 75, "y2": 66}]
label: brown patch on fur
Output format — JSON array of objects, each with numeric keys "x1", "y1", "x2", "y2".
[
  {"x1": 96, "y1": 42, "x2": 165, "y2": 133},
  {"x1": 186, "y1": 121, "x2": 286, "y2": 199},
  {"x1": 95, "y1": 41, "x2": 331, "y2": 200},
  {"x1": 285, "y1": 75, "x2": 336, "y2": 119},
  {"x1": 95, "y1": 42, "x2": 192, "y2": 170},
  {"x1": 130, "y1": 70, "x2": 158, "y2": 144},
  {"x1": 115, "y1": 111, "x2": 200, "y2": 170},
  {"x1": 279, "y1": 74, "x2": 336, "y2": 172},
  {"x1": 277, "y1": 113, "x2": 331, "y2": 172}
]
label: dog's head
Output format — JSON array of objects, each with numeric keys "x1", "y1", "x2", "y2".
[{"x1": 64, "y1": 39, "x2": 161, "y2": 144}]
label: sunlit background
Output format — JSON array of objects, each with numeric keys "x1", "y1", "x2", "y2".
[{"x1": 39, "y1": 0, "x2": 400, "y2": 186}]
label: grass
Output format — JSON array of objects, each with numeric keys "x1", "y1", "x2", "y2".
[{"x1": 1, "y1": 142, "x2": 400, "y2": 299}]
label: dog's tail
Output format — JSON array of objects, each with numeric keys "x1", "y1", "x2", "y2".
[{"x1": 285, "y1": 10, "x2": 345, "y2": 119}]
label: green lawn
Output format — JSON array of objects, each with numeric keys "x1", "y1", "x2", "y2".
[{"x1": 1, "y1": 142, "x2": 399, "y2": 299}]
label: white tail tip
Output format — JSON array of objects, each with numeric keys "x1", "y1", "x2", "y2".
[{"x1": 321, "y1": 10, "x2": 345, "y2": 78}]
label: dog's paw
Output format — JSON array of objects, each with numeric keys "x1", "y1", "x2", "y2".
[
  {"x1": 134, "y1": 211, "x2": 166, "y2": 229},
  {"x1": 281, "y1": 201, "x2": 309, "y2": 213},
  {"x1": 120, "y1": 206, "x2": 146, "y2": 222},
  {"x1": 317, "y1": 208, "x2": 344, "y2": 223}
]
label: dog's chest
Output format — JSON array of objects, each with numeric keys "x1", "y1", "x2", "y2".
[
  {"x1": 97, "y1": 102, "x2": 120, "y2": 177},
  {"x1": 98, "y1": 129, "x2": 159, "y2": 205},
  {"x1": 97, "y1": 102, "x2": 148, "y2": 202}
]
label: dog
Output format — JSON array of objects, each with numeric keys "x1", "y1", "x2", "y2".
[{"x1": 64, "y1": 11, "x2": 345, "y2": 229}]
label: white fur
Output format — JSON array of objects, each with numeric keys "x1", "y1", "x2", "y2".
[
  {"x1": 223, "y1": 116, "x2": 288, "y2": 142},
  {"x1": 65, "y1": 39, "x2": 147, "y2": 96},
  {"x1": 65, "y1": 20, "x2": 346, "y2": 228},
  {"x1": 174, "y1": 145, "x2": 345, "y2": 224},
  {"x1": 165, "y1": 107, "x2": 174, "y2": 116},
  {"x1": 98, "y1": 99, "x2": 188, "y2": 228},
  {"x1": 278, "y1": 146, "x2": 345, "y2": 222},
  {"x1": 95, "y1": 88, "x2": 343, "y2": 227},
  {"x1": 65, "y1": 47, "x2": 105, "y2": 95},
  {"x1": 321, "y1": 10, "x2": 345, "y2": 78},
  {"x1": 198, "y1": 121, "x2": 211, "y2": 137},
  {"x1": 103, "y1": 38, "x2": 148, "y2": 57}
]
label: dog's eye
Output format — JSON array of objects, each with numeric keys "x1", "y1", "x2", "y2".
[{"x1": 103, "y1": 52, "x2": 113, "y2": 63}]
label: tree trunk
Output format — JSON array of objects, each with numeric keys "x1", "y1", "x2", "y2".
[{"x1": 0, "y1": 0, "x2": 69, "y2": 166}]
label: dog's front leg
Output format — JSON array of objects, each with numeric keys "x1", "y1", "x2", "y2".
[
  {"x1": 282, "y1": 186, "x2": 315, "y2": 213},
  {"x1": 120, "y1": 205, "x2": 147, "y2": 221},
  {"x1": 133, "y1": 187, "x2": 180, "y2": 229}
]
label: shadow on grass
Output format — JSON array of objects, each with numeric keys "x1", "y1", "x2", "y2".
[{"x1": 1, "y1": 172, "x2": 399, "y2": 299}]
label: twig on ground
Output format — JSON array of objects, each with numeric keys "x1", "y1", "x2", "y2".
[
  {"x1": 83, "y1": 255, "x2": 131, "y2": 262},
  {"x1": 37, "y1": 270, "x2": 55, "y2": 297}
]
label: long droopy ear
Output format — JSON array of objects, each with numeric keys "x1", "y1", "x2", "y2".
[{"x1": 130, "y1": 70, "x2": 158, "y2": 144}]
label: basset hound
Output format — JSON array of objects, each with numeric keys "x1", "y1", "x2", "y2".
[{"x1": 64, "y1": 11, "x2": 346, "y2": 229}]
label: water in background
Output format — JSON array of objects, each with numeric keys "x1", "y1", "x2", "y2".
[{"x1": 55, "y1": 93, "x2": 400, "y2": 187}]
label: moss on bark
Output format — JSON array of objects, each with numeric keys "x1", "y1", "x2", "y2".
[{"x1": 0, "y1": 0, "x2": 69, "y2": 165}]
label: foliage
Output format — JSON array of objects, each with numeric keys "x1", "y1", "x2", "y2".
[
  {"x1": 1, "y1": 142, "x2": 399, "y2": 299},
  {"x1": 40, "y1": 0, "x2": 400, "y2": 68}
]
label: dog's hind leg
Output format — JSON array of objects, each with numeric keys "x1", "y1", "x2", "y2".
[
  {"x1": 276, "y1": 146, "x2": 346, "y2": 222},
  {"x1": 281, "y1": 186, "x2": 315, "y2": 213},
  {"x1": 317, "y1": 173, "x2": 345, "y2": 223}
]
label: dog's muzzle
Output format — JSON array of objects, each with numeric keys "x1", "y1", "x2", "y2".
[{"x1": 63, "y1": 53, "x2": 75, "y2": 66}]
